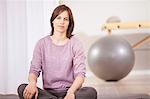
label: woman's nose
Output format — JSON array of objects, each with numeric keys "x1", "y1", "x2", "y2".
[{"x1": 60, "y1": 19, "x2": 65, "y2": 24}]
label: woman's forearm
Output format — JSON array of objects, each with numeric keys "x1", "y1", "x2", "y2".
[
  {"x1": 28, "y1": 73, "x2": 38, "y2": 86},
  {"x1": 67, "y1": 75, "x2": 85, "y2": 94}
]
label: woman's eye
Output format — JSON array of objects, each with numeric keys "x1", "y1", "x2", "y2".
[
  {"x1": 64, "y1": 18, "x2": 69, "y2": 21},
  {"x1": 56, "y1": 16, "x2": 61, "y2": 19}
]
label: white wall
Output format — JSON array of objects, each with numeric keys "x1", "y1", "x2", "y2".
[
  {"x1": 0, "y1": 0, "x2": 149, "y2": 94},
  {"x1": 6, "y1": 0, "x2": 28, "y2": 93},
  {"x1": 0, "y1": 0, "x2": 7, "y2": 93},
  {"x1": 66, "y1": 0, "x2": 150, "y2": 36},
  {"x1": 148, "y1": 0, "x2": 150, "y2": 20}
]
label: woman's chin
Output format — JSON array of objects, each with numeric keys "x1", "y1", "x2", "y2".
[{"x1": 58, "y1": 30, "x2": 66, "y2": 33}]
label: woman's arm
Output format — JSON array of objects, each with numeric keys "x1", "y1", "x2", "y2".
[
  {"x1": 28, "y1": 73, "x2": 38, "y2": 86},
  {"x1": 67, "y1": 75, "x2": 84, "y2": 94},
  {"x1": 64, "y1": 75, "x2": 84, "y2": 99},
  {"x1": 64, "y1": 37, "x2": 86, "y2": 99},
  {"x1": 23, "y1": 73, "x2": 39, "y2": 99},
  {"x1": 23, "y1": 39, "x2": 43, "y2": 99}
]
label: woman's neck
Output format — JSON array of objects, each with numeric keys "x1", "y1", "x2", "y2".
[
  {"x1": 51, "y1": 32, "x2": 68, "y2": 45},
  {"x1": 52, "y1": 32, "x2": 67, "y2": 41}
]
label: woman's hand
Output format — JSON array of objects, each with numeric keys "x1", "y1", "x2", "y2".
[
  {"x1": 23, "y1": 83, "x2": 38, "y2": 99},
  {"x1": 64, "y1": 93, "x2": 75, "y2": 99}
]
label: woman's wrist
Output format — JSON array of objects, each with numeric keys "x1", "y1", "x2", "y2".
[
  {"x1": 67, "y1": 91, "x2": 74, "y2": 94},
  {"x1": 29, "y1": 81, "x2": 37, "y2": 86},
  {"x1": 67, "y1": 90, "x2": 75, "y2": 95},
  {"x1": 66, "y1": 92, "x2": 75, "y2": 96}
]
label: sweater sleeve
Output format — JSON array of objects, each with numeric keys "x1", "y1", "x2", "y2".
[
  {"x1": 72, "y1": 37, "x2": 86, "y2": 78},
  {"x1": 29, "y1": 40, "x2": 43, "y2": 77}
]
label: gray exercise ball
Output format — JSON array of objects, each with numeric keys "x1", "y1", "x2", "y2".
[{"x1": 88, "y1": 35, "x2": 135, "y2": 81}]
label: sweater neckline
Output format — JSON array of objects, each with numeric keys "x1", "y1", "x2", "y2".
[{"x1": 49, "y1": 35, "x2": 70, "y2": 47}]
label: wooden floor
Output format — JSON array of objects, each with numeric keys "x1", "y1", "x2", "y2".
[{"x1": 84, "y1": 70, "x2": 150, "y2": 99}]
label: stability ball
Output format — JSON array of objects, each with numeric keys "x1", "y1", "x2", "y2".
[{"x1": 88, "y1": 35, "x2": 135, "y2": 81}]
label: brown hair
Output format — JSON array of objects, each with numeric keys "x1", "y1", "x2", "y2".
[{"x1": 50, "y1": 5, "x2": 74, "y2": 39}]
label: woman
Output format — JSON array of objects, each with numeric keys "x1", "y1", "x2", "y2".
[{"x1": 18, "y1": 4, "x2": 97, "y2": 99}]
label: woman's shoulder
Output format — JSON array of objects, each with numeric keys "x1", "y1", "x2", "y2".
[
  {"x1": 39, "y1": 35, "x2": 50, "y2": 40},
  {"x1": 70, "y1": 35, "x2": 82, "y2": 43},
  {"x1": 37, "y1": 35, "x2": 50, "y2": 42},
  {"x1": 70, "y1": 35, "x2": 83, "y2": 47},
  {"x1": 36, "y1": 35, "x2": 50, "y2": 46}
]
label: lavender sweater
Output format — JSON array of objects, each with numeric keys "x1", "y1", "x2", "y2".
[{"x1": 29, "y1": 35, "x2": 86, "y2": 91}]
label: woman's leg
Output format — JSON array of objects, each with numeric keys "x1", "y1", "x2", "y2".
[
  {"x1": 17, "y1": 84, "x2": 57, "y2": 99},
  {"x1": 75, "y1": 87, "x2": 97, "y2": 99},
  {"x1": 45, "y1": 89, "x2": 67, "y2": 99}
]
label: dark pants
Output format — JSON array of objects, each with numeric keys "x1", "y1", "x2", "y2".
[{"x1": 17, "y1": 84, "x2": 97, "y2": 99}]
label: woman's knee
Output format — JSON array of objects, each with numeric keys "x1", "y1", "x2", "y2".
[
  {"x1": 76, "y1": 87, "x2": 97, "y2": 99},
  {"x1": 17, "y1": 83, "x2": 28, "y2": 96},
  {"x1": 85, "y1": 87, "x2": 97, "y2": 96}
]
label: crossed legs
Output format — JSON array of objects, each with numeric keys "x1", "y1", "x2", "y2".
[{"x1": 17, "y1": 84, "x2": 97, "y2": 99}]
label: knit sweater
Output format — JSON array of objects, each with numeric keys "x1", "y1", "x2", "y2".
[{"x1": 29, "y1": 35, "x2": 86, "y2": 91}]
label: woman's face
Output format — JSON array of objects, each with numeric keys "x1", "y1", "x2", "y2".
[{"x1": 53, "y1": 11, "x2": 69, "y2": 34}]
